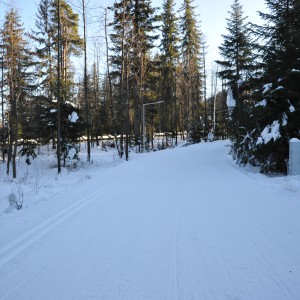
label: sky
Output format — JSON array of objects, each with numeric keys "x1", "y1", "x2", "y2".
[{"x1": 0, "y1": 0, "x2": 267, "y2": 81}]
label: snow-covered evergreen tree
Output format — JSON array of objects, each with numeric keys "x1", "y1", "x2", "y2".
[
  {"x1": 216, "y1": 0, "x2": 255, "y2": 161},
  {"x1": 242, "y1": 0, "x2": 300, "y2": 173}
]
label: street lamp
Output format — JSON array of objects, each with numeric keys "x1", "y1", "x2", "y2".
[{"x1": 142, "y1": 101, "x2": 164, "y2": 152}]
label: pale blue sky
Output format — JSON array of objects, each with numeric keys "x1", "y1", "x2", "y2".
[{"x1": 0, "y1": 0, "x2": 266, "y2": 74}]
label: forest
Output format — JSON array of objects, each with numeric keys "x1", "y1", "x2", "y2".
[{"x1": 0, "y1": 0, "x2": 299, "y2": 177}]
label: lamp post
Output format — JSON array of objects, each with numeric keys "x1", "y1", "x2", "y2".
[{"x1": 142, "y1": 101, "x2": 163, "y2": 152}]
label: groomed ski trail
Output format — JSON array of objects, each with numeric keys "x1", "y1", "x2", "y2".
[{"x1": 0, "y1": 141, "x2": 299, "y2": 300}]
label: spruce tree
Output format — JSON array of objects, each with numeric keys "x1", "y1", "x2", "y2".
[
  {"x1": 32, "y1": 0, "x2": 54, "y2": 98},
  {"x1": 131, "y1": 0, "x2": 159, "y2": 150},
  {"x1": 110, "y1": 0, "x2": 159, "y2": 152},
  {"x1": 243, "y1": 0, "x2": 300, "y2": 173},
  {"x1": 50, "y1": 0, "x2": 82, "y2": 103},
  {"x1": 160, "y1": 0, "x2": 179, "y2": 137},
  {"x1": 31, "y1": 0, "x2": 57, "y2": 150},
  {"x1": 216, "y1": 0, "x2": 254, "y2": 159},
  {"x1": 49, "y1": 0, "x2": 82, "y2": 172},
  {"x1": 179, "y1": 0, "x2": 203, "y2": 141},
  {"x1": 109, "y1": 0, "x2": 133, "y2": 155}
]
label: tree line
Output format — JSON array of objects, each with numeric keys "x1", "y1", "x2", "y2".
[
  {"x1": 1, "y1": 0, "x2": 216, "y2": 178},
  {"x1": 0, "y1": 0, "x2": 299, "y2": 177}
]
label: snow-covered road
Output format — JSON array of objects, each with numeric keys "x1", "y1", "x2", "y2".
[{"x1": 0, "y1": 141, "x2": 300, "y2": 300}]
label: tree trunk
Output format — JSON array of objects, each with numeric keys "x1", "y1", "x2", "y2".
[
  {"x1": 82, "y1": 0, "x2": 91, "y2": 162},
  {"x1": 57, "y1": 0, "x2": 62, "y2": 174},
  {"x1": 105, "y1": 8, "x2": 119, "y2": 154},
  {"x1": 1, "y1": 55, "x2": 5, "y2": 163}
]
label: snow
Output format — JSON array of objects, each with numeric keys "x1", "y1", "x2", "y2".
[
  {"x1": 256, "y1": 120, "x2": 281, "y2": 145},
  {"x1": 50, "y1": 109, "x2": 57, "y2": 113},
  {"x1": 65, "y1": 100, "x2": 76, "y2": 108},
  {"x1": 255, "y1": 99, "x2": 267, "y2": 107},
  {"x1": 237, "y1": 79, "x2": 243, "y2": 87},
  {"x1": 290, "y1": 138, "x2": 300, "y2": 143},
  {"x1": 282, "y1": 113, "x2": 288, "y2": 126},
  {"x1": 0, "y1": 141, "x2": 300, "y2": 300},
  {"x1": 226, "y1": 88, "x2": 236, "y2": 108},
  {"x1": 263, "y1": 83, "x2": 272, "y2": 93},
  {"x1": 290, "y1": 104, "x2": 295, "y2": 113},
  {"x1": 68, "y1": 111, "x2": 79, "y2": 123}
]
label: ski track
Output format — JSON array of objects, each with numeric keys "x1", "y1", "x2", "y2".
[
  {"x1": 0, "y1": 141, "x2": 300, "y2": 300},
  {"x1": 0, "y1": 178, "x2": 127, "y2": 270}
]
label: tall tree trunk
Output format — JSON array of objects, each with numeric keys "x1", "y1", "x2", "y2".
[
  {"x1": 203, "y1": 45, "x2": 208, "y2": 138},
  {"x1": 174, "y1": 67, "x2": 178, "y2": 146},
  {"x1": 57, "y1": 0, "x2": 62, "y2": 174},
  {"x1": 12, "y1": 94, "x2": 18, "y2": 179},
  {"x1": 125, "y1": 53, "x2": 130, "y2": 161},
  {"x1": 82, "y1": 0, "x2": 91, "y2": 162},
  {"x1": 1, "y1": 55, "x2": 5, "y2": 163},
  {"x1": 105, "y1": 8, "x2": 119, "y2": 154}
]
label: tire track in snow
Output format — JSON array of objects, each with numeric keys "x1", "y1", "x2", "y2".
[{"x1": 0, "y1": 177, "x2": 127, "y2": 269}]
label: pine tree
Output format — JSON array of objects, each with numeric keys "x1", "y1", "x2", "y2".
[
  {"x1": 1, "y1": 8, "x2": 33, "y2": 177},
  {"x1": 1, "y1": 48, "x2": 7, "y2": 163}
]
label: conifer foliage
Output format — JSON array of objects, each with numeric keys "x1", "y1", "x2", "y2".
[
  {"x1": 216, "y1": 0, "x2": 300, "y2": 173},
  {"x1": 238, "y1": 0, "x2": 300, "y2": 173},
  {"x1": 179, "y1": 0, "x2": 203, "y2": 141},
  {"x1": 160, "y1": 0, "x2": 179, "y2": 136},
  {"x1": 252, "y1": 0, "x2": 300, "y2": 173},
  {"x1": 1, "y1": 9, "x2": 34, "y2": 178},
  {"x1": 216, "y1": 0, "x2": 254, "y2": 161}
]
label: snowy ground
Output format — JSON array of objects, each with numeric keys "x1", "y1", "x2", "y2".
[{"x1": 0, "y1": 140, "x2": 300, "y2": 300}]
